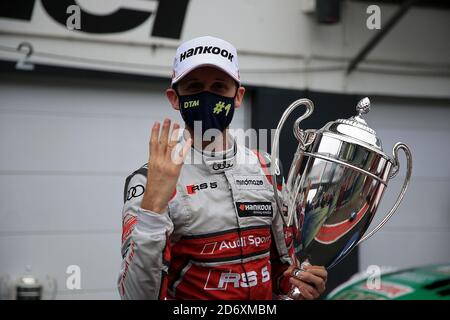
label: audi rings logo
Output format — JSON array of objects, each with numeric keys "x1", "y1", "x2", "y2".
[
  {"x1": 212, "y1": 161, "x2": 233, "y2": 171},
  {"x1": 126, "y1": 184, "x2": 145, "y2": 201}
]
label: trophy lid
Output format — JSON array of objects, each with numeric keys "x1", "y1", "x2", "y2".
[{"x1": 322, "y1": 97, "x2": 383, "y2": 151}]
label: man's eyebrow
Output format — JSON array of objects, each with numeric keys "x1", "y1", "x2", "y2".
[{"x1": 183, "y1": 78, "x2": 199, "y2": 82}]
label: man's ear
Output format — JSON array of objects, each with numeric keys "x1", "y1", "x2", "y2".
[
  {"x1": 234, "y1": 86, "x2": 246, "y2": 109},
  {"x1": 166, "y1": 88, "x2": 179, "y2": 110}
]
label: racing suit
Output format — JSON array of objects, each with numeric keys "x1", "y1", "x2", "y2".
[{"x1": 118, "y1": 139, "x2": 295, "y2": 300}]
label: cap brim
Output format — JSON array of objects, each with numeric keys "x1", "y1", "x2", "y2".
[{"x1": 172, "y1": 63, "x2": 240, "y2": 85}]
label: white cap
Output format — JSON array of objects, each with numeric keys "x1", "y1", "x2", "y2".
[{"x1": 171, "y1": 36, "x2": 240, "y2": 86}]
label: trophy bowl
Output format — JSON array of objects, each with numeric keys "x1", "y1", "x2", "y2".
[{"x1": 270, "y1": 97, "x2": 412, "y2": 271}]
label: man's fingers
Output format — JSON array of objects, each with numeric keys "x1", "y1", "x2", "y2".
[
  {"x1": 150, "y1": 122, "x2": 160, "y2": 156},
  {"x1": 159, "y1": 118, "x2": 171, "y2": 151},
  {"x1": 289, "y1": 278, "x2": 318, "y2": 300},
  {"x1": 167, "y1": 123, "x2": 180, "y2": 152},
  {"x1": 171, "y1": 138, "x2": 192, "y2": 165},
  {"x1": 304, "y1": 265, "x2": 328, "y2": 282},
  {"x1": 292, "y1": 270, "x2": 325, "y2": 293},
  {"x1": 180, "y1": 138, "x2": 192, "y2": 161},
  {"x1": 283, "y1": 265, "x2": 296, "y2": 277}
]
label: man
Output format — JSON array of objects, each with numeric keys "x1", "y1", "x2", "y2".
[{"x1": 118, "y1": 36, "x2": 327, "y2": 300}]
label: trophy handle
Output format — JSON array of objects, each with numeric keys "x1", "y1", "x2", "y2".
[
  {"x1": 270, "y1": 98, "x2": 314, "y2": 226},
  {"x1": 356, "y1": 143, "x2": 412, "y2": 245}
]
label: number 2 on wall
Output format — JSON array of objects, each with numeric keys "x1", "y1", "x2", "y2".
[{"x1": 16, "y1": 42, "x2": 34, "y2": 71}]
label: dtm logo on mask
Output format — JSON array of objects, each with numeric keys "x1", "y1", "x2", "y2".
[
  {"x1": 183, "y1": 100, "x2": 199, "y2": 109},
  {"x1": 186, "y1": 182, "x2": 217, "y2": 195},
  {"x1": 204, "y1": 267, "x2": 270, "y2": 290}
]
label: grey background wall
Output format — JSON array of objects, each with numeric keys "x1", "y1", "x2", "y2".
[{"x1": 359, "y1": 96, "x2": 450, "y2": 271}]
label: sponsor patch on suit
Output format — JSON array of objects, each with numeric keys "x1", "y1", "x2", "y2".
[
  {"x1": 233, "y1": 175, "x2": 266, "y2": 190},
  {"x1": 236, "y1": 202, "x2": 273, "y2": 217}
]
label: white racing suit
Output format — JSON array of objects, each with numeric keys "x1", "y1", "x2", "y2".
[{"x1": 118, "y1": 140, "x2": 295, "y2": 299}]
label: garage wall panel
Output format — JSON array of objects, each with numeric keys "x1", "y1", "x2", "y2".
[{"x1": 359, "y1": 97, "x2": 450, "y2": 271}]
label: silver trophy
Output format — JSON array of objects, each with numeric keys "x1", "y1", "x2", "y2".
[{"x1": 270, "y1": 97, "x2": 412, "y2": 299}]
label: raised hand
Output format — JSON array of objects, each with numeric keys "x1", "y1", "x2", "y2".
[{"x1": 141, "y1": 119, "x2": 192, "y2": 213}]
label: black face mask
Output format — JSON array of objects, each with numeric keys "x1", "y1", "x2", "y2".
[{"x1": 178, "y1": 91, "x2": 235, "y2": 135}]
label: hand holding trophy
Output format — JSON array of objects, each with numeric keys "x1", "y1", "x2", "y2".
[{"x1": 270, "y1": 97, "x2": 412, "y2": 300}]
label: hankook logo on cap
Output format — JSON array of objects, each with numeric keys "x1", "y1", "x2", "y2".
[{"x1": 180, "y1": 46, "x2": 234, "y2": 62}]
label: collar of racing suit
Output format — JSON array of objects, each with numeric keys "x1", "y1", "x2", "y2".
[{"x1": 182, "y1": 131, "x2": 237, "y2": 174}]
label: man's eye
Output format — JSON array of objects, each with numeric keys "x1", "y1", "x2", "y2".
[
  {"x1": 186, "y1": 83, "x2": 203, "y2": 91},
  {"x1": 213, "y1": 82, "x2": 227, "y2": 91}
]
